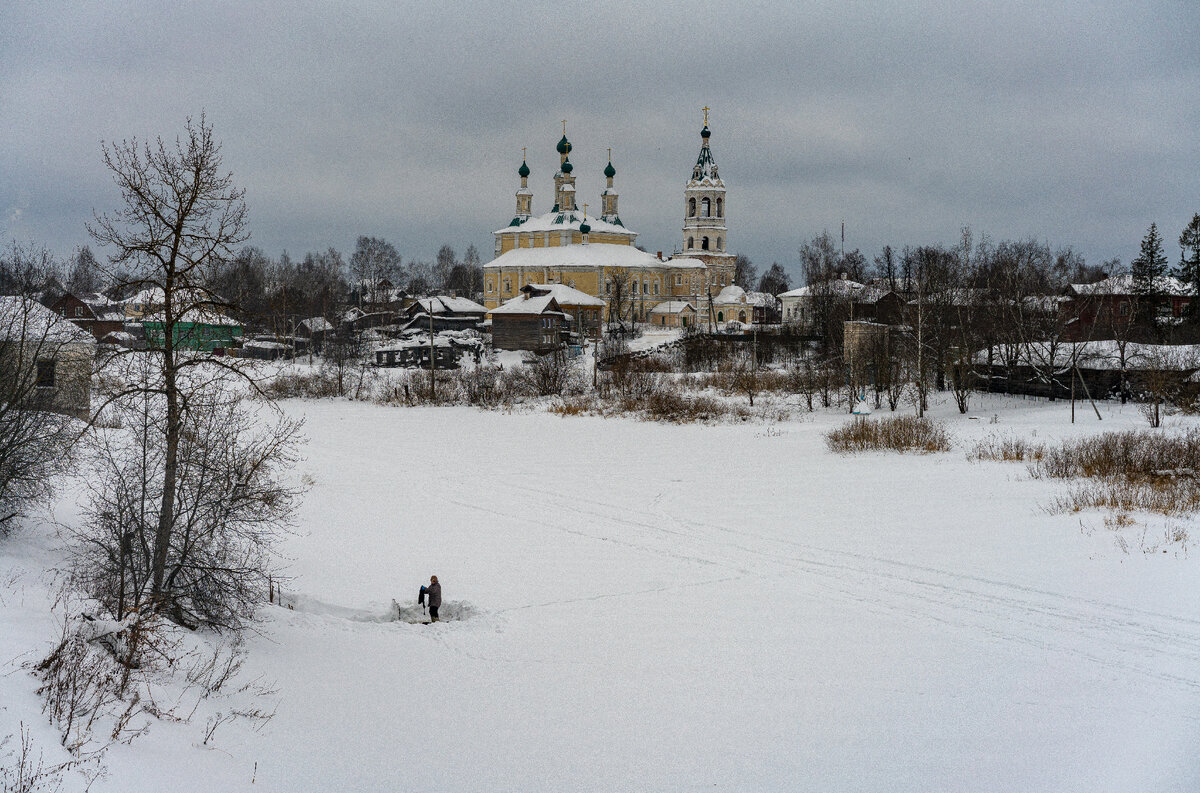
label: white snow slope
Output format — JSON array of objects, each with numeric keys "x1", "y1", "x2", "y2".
[{"x1": 4, "y1": 394, "x2": 1200, "y2": 792}]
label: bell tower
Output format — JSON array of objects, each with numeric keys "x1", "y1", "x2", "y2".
[
  {"x1": 600, "y1": 149, "x2": 623, "y2": 226},
  {"x1": 682, "y1": 108, "x2": 734, "y2": 283},
  {"x1": 552, "y1": 121, "x2": 578, "y2": 213},
  {"x1": 512, "y1": 149, "x2": 532, "y2": 224}
]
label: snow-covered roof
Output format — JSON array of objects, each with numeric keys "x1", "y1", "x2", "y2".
[
  {"x1": 484, "y1": 243, "x2": 707, "y2": 271},
  {"x1": 713, "y1": 285, "x2": 748, "y2": 304},
  {"x1": 522, "y1": 283, "x2": 606, "y2": 307},
  {"x1": 497, "y1": 210, "x2": 636, "y2": 238},
  {"x1": 377, "y1": 337, "x2": 453, "y2": 350},
  {"x1": 650, "y1": 300, "x2": 696, "y2": 314},
  {"x1": 1069, "y1": 274, "x2": 1192, "y2": 297},
  {"x1": 489, "y1": 294, "x2": 568, "y2": 317},
  {"x1": 299, "y1": 317, "x2": 333, "y2": 332},
  {"x1": 122, "y1": 286, "x2": 223, "y2": 307},
  {"x1": 141, "y1": 309, "x2": 241, "y2": 326},
  {"x1": 856, "y1": 286, "x2": 901, "y2": 304},
  {"x1": 0, "y1": 296, "x2": 95, "y2": 344},
  {"x1": 243, "y1": 340, "x2": 290, "y2": 350},
  {"x1": 779, "y1": 279, "x2": 865, "y2": 299},
  {"x1": 414, "y1": 296, "x2": 488, "y2": 315},
  {"x1": 905, "y1": 288, "x2": 993, "y2": 307}
]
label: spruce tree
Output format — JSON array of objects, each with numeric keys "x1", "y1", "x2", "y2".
[
  {"x1": 1178, "y1": 213, "x2": 1200, "y2": 318},
  {"x1": 1131, "y1": 223, "x2": 1168, "y2": 324}
]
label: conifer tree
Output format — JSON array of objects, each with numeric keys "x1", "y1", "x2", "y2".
[
  {"x1": 1131, "y1": 223, "x2": 1168, "y2": 324},
  {"x1": 1177, "y1": 213, "x2": 1200, "y2": 318}
]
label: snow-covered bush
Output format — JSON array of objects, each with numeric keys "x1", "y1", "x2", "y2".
[
  {"x1": 825, "y1": 415, "x2": 951, "y2": 454},
  {"x1": 74, "y1": 382, "x2": 304, "y2": 631}
]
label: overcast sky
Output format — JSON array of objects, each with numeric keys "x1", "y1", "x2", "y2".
[{"x1": 2, "y1": 1, "x2": 1197, "y2": 283}]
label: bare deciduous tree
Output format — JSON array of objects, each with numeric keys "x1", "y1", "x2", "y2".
[
  {"x1": 0, "y1": 245, "x2": 80, "y2": 533},
  {"x1": 86, "y1": 115, "x2": 279, "y2": 621}
]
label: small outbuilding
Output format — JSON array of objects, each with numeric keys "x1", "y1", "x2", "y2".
[
  {"x1": 0, "y1": 296, "x2": 95, "y2": 419},
  {"x1": 649, "y1": 300, "x2": 697, "y2": 328}
]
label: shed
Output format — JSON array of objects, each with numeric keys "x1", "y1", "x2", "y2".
[{"x1": 0, "y1": 296, "x2": 95, "y2": 419}]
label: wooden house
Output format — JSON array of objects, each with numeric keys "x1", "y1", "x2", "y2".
[
  {"x1": 402, "y1": 296, "x2": 488, "y2": 332},
  {"x1": 49, "y1": 291, "x2": 126, "y2": 341},
  {"x1": 488, "y1": 292, "x2": 571, "y2": 352}
]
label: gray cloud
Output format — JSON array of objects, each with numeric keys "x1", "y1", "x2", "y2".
[{"x1": 2, "y1": 1, "x2": 1197, "y2": 282}]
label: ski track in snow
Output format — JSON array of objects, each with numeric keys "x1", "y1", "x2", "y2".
[{"x1": 473, "y1": 478, "x2": 1200, "y2": 699}]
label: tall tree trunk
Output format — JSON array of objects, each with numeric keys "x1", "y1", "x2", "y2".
[{"x1": 151, "y1": 291, "x2": 178, "y2": 606}]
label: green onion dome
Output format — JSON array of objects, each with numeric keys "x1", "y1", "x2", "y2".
[
  {"x1": 701, "y1": 125, "x2": 711, "y2": 139},
  {"x1": 561, "y1": 157, "x2": 573, "y2": 174},
  {"x1": 604, "y1": 160, "x2": 616, "y2": 178},
  {"x1": 579, "y1": 221, "x2": 591, "y2": 235},
  {"x1": 556, "y1": 135, "x2": 572, "y2": 154},
  {"x1": 518, "y1": 159, "x2": 530, "y2": 178}
]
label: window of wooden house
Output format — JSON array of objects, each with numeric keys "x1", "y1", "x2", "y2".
[
  {"x1": 675, "y1": 275, "x2": 682, "y2": 286},
  {"x1": 36, "y1": 359, "x2": 56, "y2": 388},
  {"x1": 1119, "y1": 301, "x2": 1129, "y2": 316},
  {"x1": 74, "y1": 306, "x2": 84, "y2": 317}
]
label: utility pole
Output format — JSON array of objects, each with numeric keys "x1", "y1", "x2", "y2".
[{"x1": 428, "y1": 298, "x2": 436, "y2": 400}]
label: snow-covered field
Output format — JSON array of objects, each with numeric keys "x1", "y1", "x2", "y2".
[{"x1": 4, "y1": 394, "x2": 1200, "y2": 791}]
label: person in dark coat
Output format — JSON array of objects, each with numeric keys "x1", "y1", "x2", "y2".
[{"x1": 420, "y1": 575, "x2": 441, "y2": 622}]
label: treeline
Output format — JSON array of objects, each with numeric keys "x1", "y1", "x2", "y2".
[{"x1": 1, "y1": 236, "x2": 486, "y2": 334}]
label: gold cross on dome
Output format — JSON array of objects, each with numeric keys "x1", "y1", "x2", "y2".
[
  {"x1": 583, "y1": 202, "x2": 588, "y2": 219},
  {"x1": 522, "y1": 146, "x2": 526, "y2": 158},
  {"x1": 562, "y1": 120, "x2": 567, "y2": 135},
  {"x1": 607, "y1": 147, "x2": 612, "y2": 160},
  {"x1": 703, "y1": 106, "x2": 710, "y2": 126}
]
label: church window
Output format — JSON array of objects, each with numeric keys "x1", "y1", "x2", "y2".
[
  {"x1": 739, "y1": 311, "x2": 747, "y2": 323},
  {"x1": 503, "y1": 279, "x2": 511, "y2": 293},
  {"x1": 642, "y1": 282, "x2": 649, "y2": 295},
  {"x1": 701, "y1": 198, "x2": 710, "y2": 217},
  {"x1": 687, "y1": 237, "x2": 694, "y2": 250},
  {"x1": 717, "y1": 311, "x2": 724, "y2": 322},
  {"x1": 675, "y1": 275, "x2": 682, "y2": 286},
  {"x1": 568, "y1": 279, "x2": 575, "y2": 288},
  {"x1": 486, "y1": 279, "x2": 494, "y2": 293},
  {"x1": 688, "y1": 198, "x2": 696, "y2": 217},
  {"x1": 653, "y1": 281, "x2": 659, "y2": 295},
  {"x1": 702, "y1": 237, "x2": 710, "y2": 251},
  {"x1": 716, "y1": 198, "x2": 723, "y2": 217}
]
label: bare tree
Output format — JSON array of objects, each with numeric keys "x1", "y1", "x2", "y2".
[
  {"x1": 0, "y1": 244, "x2": 83, "y2": 533},
  {"x1": 733, "y1": 254, "x2": 757, "y2": 290},
  {"x1": 66, "y1": 246, "x2": 104, "y2": 295},
  {"x1": 76, "y1": 368, "x2": 303, "y2": 629},
  {"x1": 434, "y1": 245, "x2": 457, "y2": 293},
  {"x1": 606, "y1": 271, "x2": 634, "y2": 333},
  {"x1": 349, "y1": 236, "x2": 401, "y2": 308},
  {"x1": 756, "y1": 263, "x2": 790, "y2": 297},
  {"x1": 87, "y1": 114, "x2": 256, "y2": 618}
]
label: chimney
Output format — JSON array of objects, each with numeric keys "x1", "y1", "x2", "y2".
[{"x1": 657, "y1": 251, "x2": 663, "y2": 260}]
